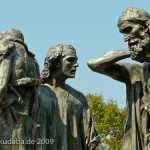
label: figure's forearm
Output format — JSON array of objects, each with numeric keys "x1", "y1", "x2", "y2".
[{"x1": 87, "y1": 49, "x2": 130, "y2": 72}]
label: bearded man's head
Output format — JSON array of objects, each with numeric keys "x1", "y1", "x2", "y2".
[{"x1": 118, "y1": 7, "x2": 150, "y2": 62}]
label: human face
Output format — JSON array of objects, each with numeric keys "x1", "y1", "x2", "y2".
[
  {"x1": 119, "y1": 20, "x2": 144, "y2": 42},
  {"x1": 119, "y1": 20, "x2": 149, "y2": 62},
  {"x1": 60, "y1": 48, "x2": 79, "y2": 79}
]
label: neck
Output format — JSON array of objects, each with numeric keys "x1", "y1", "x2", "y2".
[{"x1": 45, "y1": 72, "x2": 66, "y2": 89}]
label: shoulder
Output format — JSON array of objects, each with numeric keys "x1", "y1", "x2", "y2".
[
  {"x1": 118, "y1": 62, "x2": 144, "y2": 83},
  {"x1": 66, "y1": 84, "x2": 88, "y2": 108},
  {"x1": 38, "y1": 84, "x2": 53, "y2": 96},
  {"x1": 117, "y1": 62, "x2": 143, "y2": 76},
  {"x1": 123, "y1": 62, "x2": 143, "y2": 75},
  {"x1": 117, "y1": 62, "x2": 142, "y2": 70},
  {"x1": 38, "y1": 84, "x2": 56, "y2": 109}
]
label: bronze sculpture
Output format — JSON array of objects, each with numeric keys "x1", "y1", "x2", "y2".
[
  {"x1": 0, "y1": 29, "x2": 40, "y2": 150},
  {"x1": 37, "y1": 44, "x2": 103, "y2": 150},
  {"x1": 88, "y1": 7, "x2": 150, "y2": 150}
]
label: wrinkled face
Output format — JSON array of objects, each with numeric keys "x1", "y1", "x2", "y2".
[
  {"x1": 60, "y1": 48, "x2": 79, "y2": 79},
  {"x1": 119, "y1": 20, "x2": 150, "y2": 62}
]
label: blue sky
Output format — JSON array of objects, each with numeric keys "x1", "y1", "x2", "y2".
[{"x1": 1, "y1": 0, "x2": 150, "y2": 108}]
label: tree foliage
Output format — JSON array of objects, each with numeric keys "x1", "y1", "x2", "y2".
[{"x1": 86, "y1": 94, "x2": 126, "y2": 150}]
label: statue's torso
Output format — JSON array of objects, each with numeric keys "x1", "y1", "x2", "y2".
[{"x1": 38, "y1": 84, "x2": 87, "y2": 150}]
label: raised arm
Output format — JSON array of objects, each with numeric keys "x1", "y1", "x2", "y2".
[{"x1": 87, "y1": 49, "x2": 131, "y2": 83}]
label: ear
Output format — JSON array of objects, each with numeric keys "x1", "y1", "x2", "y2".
[{"x1": 52, "y1": 59, "x2": 61, "y2": 68}]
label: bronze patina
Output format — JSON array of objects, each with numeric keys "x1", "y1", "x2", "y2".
[
  {"x1": 0, "y1": 29, "x2": 40, "y2": 150},
  {"x1": 37, "y1": 44, "x2": 103, "y2": 150},
  {"x1": 88, "y1": 7, "x2": 150, "y2": 150}
]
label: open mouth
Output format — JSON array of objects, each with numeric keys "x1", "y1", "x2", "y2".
[
  {"x1": 71, "y1": 70, "x2": 76, "y2": 74},
  {"x1": 129, "y1": 39, "x2": 139, "y2": 47}
]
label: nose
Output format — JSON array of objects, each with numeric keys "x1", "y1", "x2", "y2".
[
  {"x1": 74, "y1": 62, "x2": 79, "y2": 68},
  {"x1": 124, "y1": 34, "x2": 130, "y2": 42}
]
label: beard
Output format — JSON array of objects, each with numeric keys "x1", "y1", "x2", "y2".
[{"x1": 129, "y1": 33, "x2": 150, "y2": 63}]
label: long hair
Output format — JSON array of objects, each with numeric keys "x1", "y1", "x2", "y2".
[{"x1": 41, "y1": 44, "x2": 76, "y2": 82}]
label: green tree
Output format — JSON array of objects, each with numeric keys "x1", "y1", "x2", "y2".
[{"x1": 86, "y1": 94, "x2": 126, "y2": 150}]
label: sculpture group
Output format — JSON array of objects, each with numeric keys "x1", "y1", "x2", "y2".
[{"x1": 0, "y1": 6, "x2": 150, "y2": 150}]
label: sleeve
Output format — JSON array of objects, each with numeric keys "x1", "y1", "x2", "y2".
[
  {"x1": 81, "y1": 94, "x2": 104, "y2": 150},
  {"x1": 83, "y1": 108, "x2": 105, "y2": 150}
]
